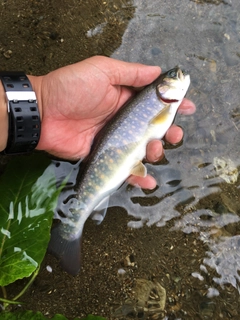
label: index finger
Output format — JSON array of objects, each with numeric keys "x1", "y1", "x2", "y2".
[{"x1": 178, "y1": 98, "x2": 196, "y2": 115}]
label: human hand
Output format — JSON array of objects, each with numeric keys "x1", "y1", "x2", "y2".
[{"x1": 29, "y1": 56, "x2": 195, "y2": 189}]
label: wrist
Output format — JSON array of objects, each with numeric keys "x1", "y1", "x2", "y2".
[
  {"x1": 0, "y1": 72, "x2": 42, "y2": 154},
  {"x1": 27, "y1": 75, "x2": 43, "y2": 121},
  {"x1": 0, "y1": 81, "x2": 8, "y2": 152}
]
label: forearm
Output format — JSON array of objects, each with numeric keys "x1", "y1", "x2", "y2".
[{"x1": 0, "y1": 82, "x2": 8, "y2": 152}]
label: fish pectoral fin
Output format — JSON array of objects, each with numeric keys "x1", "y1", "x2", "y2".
[
  {"x1": 90, "y1": 196, "x2": 109, "y2": 225},
  {"x1": 150, "y1": 104, "x2": 170, "y2": 125},
  {"x1": 130, "y1": 161, "x2": 147, "y2": 177}
]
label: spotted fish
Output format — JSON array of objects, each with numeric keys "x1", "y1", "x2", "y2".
[{"x1": 48, "y1": 67, "x2": 190, "y2": 275}]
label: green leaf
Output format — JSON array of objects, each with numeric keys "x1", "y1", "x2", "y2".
[
  {"x1": 0, "y1": 311, "x2": 107, "y2": 320},
  {"x1": 0, "y1": 154, "x2": 62, "y2": 286}
]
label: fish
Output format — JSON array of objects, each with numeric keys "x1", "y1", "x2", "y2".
[{"x1": 48, "y1": 67, "x2": 191, "y2": 275}]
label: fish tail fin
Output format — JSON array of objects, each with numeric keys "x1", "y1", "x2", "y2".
[{"x1": 48, "y1": 225, "x2": 82, "y2": 276}]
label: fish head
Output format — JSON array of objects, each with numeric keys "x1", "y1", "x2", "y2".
[{"x1": 156, "y1": 67, "x2": 190, "y2": 104}]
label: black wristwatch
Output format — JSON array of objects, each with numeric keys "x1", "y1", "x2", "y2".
[{"x1": 0, "y1": 71, "x2": 41, "y2": 154}]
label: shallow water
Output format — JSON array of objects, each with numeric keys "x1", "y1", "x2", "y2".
[
  {"x1": 110, "y1": 0, "x2": 240, "y2": 294},
  {"x1": 1, "y1": 0, "x2": 240, "y2": 319},
  {"x1": 105, "y1": 0, "x2": 240, "y2": 317}
]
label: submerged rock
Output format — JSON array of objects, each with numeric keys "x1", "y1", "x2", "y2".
[
  {"x1": 213, "y1": 156, "x2": 238, "y2": 184},
  {"x1": 113, "y1": 278, "x2": 166, "y2": 319}
]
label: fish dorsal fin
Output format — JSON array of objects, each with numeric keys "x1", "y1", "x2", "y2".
[
  {"x1": 150, "y1": 104, "x2": 171, "y2": 125},
  {"x1": 130, "y1": 161, "x2": 147, "y2": 177}
]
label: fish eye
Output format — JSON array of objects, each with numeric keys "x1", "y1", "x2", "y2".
[{"x1": 168, "y1": 70, "x2": 177, "y2": 77}]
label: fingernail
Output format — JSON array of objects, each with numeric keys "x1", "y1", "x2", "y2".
[{"x1": 153, "y1": 151, "x2": 164, "y2": 162}]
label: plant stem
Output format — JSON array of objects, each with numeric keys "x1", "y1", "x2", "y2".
[
  {"x1": 1, "y1": 286, "x2": 7, "y2": 299},
  {"x1": 13, "y1": 266, "x2": 40, "y2": 302},
  {"x1": 0, "y1": 268, "x2": 40, "y2": 309},
  {"x1": 0, "y1": 297, "x2": 21, "y2": 305}
]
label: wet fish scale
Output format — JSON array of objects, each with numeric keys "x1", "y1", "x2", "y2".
[
  {"x1": 76, "y1": 98, "x2": 161, "y2": 201},
  {"x1": 48, "y1": 67, "x2": 190, "y2": 275},
  {"x1": 76, "y1": 99, "x2": 161, "y2": 209}
]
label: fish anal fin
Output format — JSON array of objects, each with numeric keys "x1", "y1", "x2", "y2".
[
  {"x1": 91, "y1": 209, "x2": 107, "y2": 225},
  {"x1": 130, "y1": 161, "x2": 147, "y2": 177},
  {"x1": 90, "y1": 196, "x2": 109, "y2": 225}
]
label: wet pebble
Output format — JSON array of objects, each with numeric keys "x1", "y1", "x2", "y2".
[
  {"x1": 123, "y1": 253, "x2": 136, "y2": 267},
  {"x1": 113, "y1": 278, "x2": 166, "y2": 319},
  {"x1": 3, "y1": 49, "x2": 12, "y2": 59},
  {"x1": 213, "y1": 156, "x2": 238, "y2": 184},
  {"x1": 199, "y1": 300, "x2": 215, "y2": 318}
]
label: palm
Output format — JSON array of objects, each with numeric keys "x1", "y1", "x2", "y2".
[{"x1": 36, "y1": 57, "x2": 146, "y2": 159}]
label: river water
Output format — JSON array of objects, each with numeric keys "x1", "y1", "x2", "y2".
[
  {"x1": 111, "y1": 0, "x2": 240, "y2": 284},
  {"x1": 110, "y1": 0, "x2": 240, "y2": 318}
]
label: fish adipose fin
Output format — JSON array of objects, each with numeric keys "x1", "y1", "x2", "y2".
[
  {"x1": 48, "y1": 225, "x2": 82, "y2": 276},
  {"x1": 130, "y1": 161, "x2": 147, "y2": 177}
]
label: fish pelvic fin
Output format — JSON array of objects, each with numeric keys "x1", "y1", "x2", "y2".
[
  {"x1": 130, "y1": 161, "x2": 147, "y2": 177},
  {"x1": 48, "y1": 225, "x2": 82, "y2": 276}
]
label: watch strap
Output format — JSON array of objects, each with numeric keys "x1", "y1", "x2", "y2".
[{"x1": 0, "y1": 71, "x2": 41, "y2": 154}]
